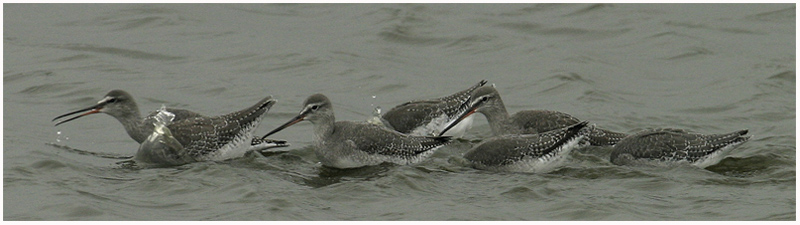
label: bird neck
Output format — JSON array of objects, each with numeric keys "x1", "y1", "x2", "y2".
[
  {"x1": 311, "y1": 113, "x2": 336, "y2": 143},
  {"x1": 481, "y1": 99, "x2": 511, "y2": 135},
  {"x1": 114, "y1": 109, "x2": 149, "y2": 144}
]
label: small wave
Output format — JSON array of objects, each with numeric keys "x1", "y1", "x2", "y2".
[
  {"x1": 442, "y1": 35, "x2": 495, "y2": 49},
  {"x1": 375, "y1": 83, "x2": 409, "y2": 94},
  {"x1": 564, "y1": 3, "x2": 614, "y2": 16},
  {"x1": 46, "y1": 142, "x2": 133, "y2": 160},
  {"x1": 378, "y1": 25, "x2": 450, "y2": 46},
  {"x1": 577, "y1": 90, "x2": 618, "y2": 104},
  {"x1": 48, "y1": 43, "x2": 184, "y2": 61},
  {"x1": 547, "y1": 72, "x2": 594, "y2": 83},
  {"x1": 493, "y1": 21, "x2": 630, "y2": 41},
  {"x1": 746, "y1": 6, "x2": 795, "y2": 23},
  {"x1": 440, "y1": 35, "x2": 506, "y2": 54},
  {"x1": 706, "y1": 153, "x2": 794, "y2": 177},
  {"x1": 56, "y1": 5, "x2": 189, "y2": 31},
  {"x1": 664, "y1": 20, "x2": 766, "y2": 35},
  {"x1": 767, "y1": 70, "x2": 795, "y2": 82},
  {"x1": 554, "y1": 165, "x2": 656, "y2": 180},
  {"x1": 30, "y1": 159, "x2": 69, "y2": 170},
  {"x1": 63, "y1": 205, "x2": 105, "y2": 219},
  {"x1": 662, "y1": 46, "x2": 714, "y2": 60},
  {"x1": 373, "y1": 5, "x2": 453, "y2": 46},
  {"x1": 499, "y1": 186, "x2": 547, "y2": 202},
  {"x1": 261, "y1": 54, "x2": 327, "y2": 74},
  {"x1": 4, "y1": 70, "x2": 55, "y2": 83},
  {"x1": 673, "y1": 104, "x2": 738, "y2": 114},
  {"x1": 18, "y1": 82, "x2": 85, "y2": 95},
  {"x1": 534, "y1": 72, "x2": 594, "y2": 95}
]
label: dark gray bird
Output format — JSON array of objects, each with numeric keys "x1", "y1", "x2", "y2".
[
  {"x1": 610, "y1": 128, "x2": 750, "y2": 168},
  {"x1": 379, "y1": 80, "x2": 487, "y2": 137},
  {"x1": 464, "y1": 121, "x2": 591, "y2": 173},
  {"x1": 261, "y1": 93, "x2": 451, "y2": 169},
  {"x1": 439, "y1": 85, "x2": 627, "y2": 146},
  {"x1": 52, "y1": 90, "x2": 287, "y2": 166}
]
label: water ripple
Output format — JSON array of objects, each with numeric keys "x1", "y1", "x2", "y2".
[
  {"x1": 662, "y1": 46, "x2": 714, "y2": 60},
  {"x1": 55, "y1": 5, "x2": 192, "y2": 31},
  {"x1": 493, "y1": 21, "x2": 630, "y2": 41},
  {"x1": 378, "y1": 26, "x2": 451, "y2": 46},
  {"x1": 3, "y1": 70, "x2": 55, "y2": 83},
  {"x1": 47, "y1": 43, "x2": 184, "y2": 61},
  {"x1": 746, "y1": 6, "x2": 795, "y2": 23},
  {"x1": 18, "y1": 82, "x2": 86, "y2": 95}
]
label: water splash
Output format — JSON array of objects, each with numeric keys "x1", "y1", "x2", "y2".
[
  {"x1": 367, "y1": 106, "x2": 384, "y2": 126},
  {"x1": 367, "y1": 95, "x2": 383, "y2": 125},
  {"x1": 150, "y1": 105, "x2": 175, "y2": 137},
  {"x1": 153, "y1": 105, "x2": 175, "y2": 126},
  {"x1": 55, "y1": 130, "x2": 69, "y2": 143}
]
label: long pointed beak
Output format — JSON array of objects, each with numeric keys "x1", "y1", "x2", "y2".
[
  {"x1": 260, "y1": 113, "x2": 306, "y2": 139},
  {"x1": 52, "y1": 104, "x2": 104, "y2": 126},
  {"x1": 437, "y1": 101, "x2": 482, "y2": 137}
]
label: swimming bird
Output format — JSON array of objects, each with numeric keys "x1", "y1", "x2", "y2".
[
  {"x1": 438, "y1": 85, "x2": 626, "y2": 146},
  {"x1": 261, "y1": 93, "x2": 452, "y2": 169},
  {"x1": 52, "y1": 90, "x2": 287, "y2": 166},
  {"x1": 464, "y1": 121, "x2": 591, "y2": 173},
  {"x1": 610, "y1": 128, "x2": 750, "y2": 168},
  {"x1": 380, "y1": 80, "x2": 487, "y2": 137}
]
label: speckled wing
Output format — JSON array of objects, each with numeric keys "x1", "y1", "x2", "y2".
[
  {"x1": 167, "y1": 118, "x2": 239, "y2": 158},
  {"x1": 510, "y1": 110, "x2": 582, "y2": 134},
  {"x1": 382, "y1": 80, "x2": 486, "y2": 133},
  {"x1": 586, "y1": 126, "x2": 627, "y2": 146},
  {"x1": 382, "y1": 100, "x2": 442, "y2": 133},
  {"x1": 510, "y1": 110, "x2": 626, "y2": 145},
  {"x1": 139, "y1": 108, "x2": 206, "y2": 140},
  {"x1": 611, "y1": 129, "x2": 690, "y2": 161},
  {"x1": 611, "y1": 128, "x2": 749, "y2": 162},
  {"x1": 166, "y1": 96, "x2": 274, "y2": 158},
  {"x1": 162, "y1": 108, "x2": 205, "y2": 121},
  {"x1": 464, "y1": 121, "x2": 588, "y2": 167},
  {"x1": 335, "y1": 122, "x2": 451, "y2": 159}
]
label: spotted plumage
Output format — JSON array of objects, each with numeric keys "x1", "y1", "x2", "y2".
[
  {"x1": 610, "y1": 128, "x2": 750, "y2": 168},
  {"x1": 439, "y1": 85, "x2": 626, "y2": 146},
  {"x1": 261, "y1": 93, "x2": 452, "y2": 169},
  {"x1": 381, "y1": 80, "x2": 487, "y2": 137},
  {"x1": 464, "y1": 121, "x2": 591, "y2": 173},
  {"x1": 53, "y1": 90, "x2": 286, "y2": 166}
]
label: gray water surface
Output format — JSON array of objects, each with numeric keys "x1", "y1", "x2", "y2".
[{"x1": 4, "y1": 4, "x2": 795, "y2": 220}]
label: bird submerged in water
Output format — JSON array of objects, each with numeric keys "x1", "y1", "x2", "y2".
[
  {"x1": 379, "y1": 80, "x2": 487, "y2": 137},
  {"x1": 439, "y1": 85, "x2": 627, "y2": 146},
  {"x1": 261, "y1": 93, "x2": 452, "y2": 169},
  {"x1": 53, "y1": 90, "x2": 287, "y2": 166},
  {"x1": 463, "y1": 121, "x2": 592, "y2": 173},
  {"x1": 610, "y1": 128, "x2": 750, "y2": 168}
]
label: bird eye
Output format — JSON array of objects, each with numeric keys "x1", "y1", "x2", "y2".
[
  {"x1": 107, "y1": 98, "x2": 118, "y2": 103},
  {"x1": 481, "y1": 96, "x2": 489, "y2": 101},
  {"x1": 311, "y1": 105, "x2": 319, "y2": 110}
]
